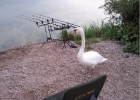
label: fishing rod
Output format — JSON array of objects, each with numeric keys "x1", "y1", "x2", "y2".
[
  {"x1": 20, "y1": 14, "x2": 72, "y2": 29},
  {"x1": 23, "y1": 11, "x2": 80, "y2": 27},
  {"x1": 18, "y1": 14, "x2": 47, "y2": 23},
  {"x1": 21, "y1": 12, "x2": 77, "y2": 28},
  {"x1": 18, "y1": 14, "x2": 53, "y2": 26},
  {"x1": 37, "y1": 14, "x2": 80, "y2": 27},
  {"x1": 16, "y1": 16, "x2": 40, "y2": 23},
  {"x1": 16, "y1": 15, "x2": 59, "y2": 30},
  {"x1": 30, "y1": 14, "x2": 71, "y2": 27},
  {"x1": 19, "y1": 11, "x2": 79, "y2": 28},
  {"x1": 24, "y1": 11, "x2": 68, "y2": 23}
]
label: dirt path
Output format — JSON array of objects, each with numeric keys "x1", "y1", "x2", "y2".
[{"x1": 0, "y1": 41, "x2": 139, "y2": 100}]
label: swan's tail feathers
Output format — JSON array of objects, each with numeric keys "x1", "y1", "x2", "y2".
[{"x1": 101, "y1": 58, "x2": 108, "y2": 63}]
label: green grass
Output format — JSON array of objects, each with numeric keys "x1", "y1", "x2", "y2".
[{"x1": 60, "y1": 22, "x2": 139, "y2": 54}]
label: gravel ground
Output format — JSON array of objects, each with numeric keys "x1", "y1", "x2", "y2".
[{"x1": 0, "y1": 40, "x2": 139, "y2": 100}]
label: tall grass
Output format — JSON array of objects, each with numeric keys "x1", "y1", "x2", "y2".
[
  {"x1": 84, "y1": 22, "x2": 139, "y2": 54},
  {"x1": 60, "y1": 22, "x2": 139, "y2": 54},
  {"x1": 100, "y1": 23, "x2": 120, "y2": 40}
]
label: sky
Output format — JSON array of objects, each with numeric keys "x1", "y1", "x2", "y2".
[{"x1": 0, "y1": 0, "x2": 108, "y2": 51}]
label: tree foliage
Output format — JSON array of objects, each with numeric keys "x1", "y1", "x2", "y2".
[{"x1": 100, "y1": 0, "x2": 139, "y2": 54}]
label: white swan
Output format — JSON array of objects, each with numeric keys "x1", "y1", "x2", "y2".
[{"x1": 73, "y1": 27, "x2": 107, "y2": 68}]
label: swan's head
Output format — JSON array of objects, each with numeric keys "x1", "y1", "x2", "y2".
[{"x1": 73, "y1": 27, "x2": 84, "y2": 36}]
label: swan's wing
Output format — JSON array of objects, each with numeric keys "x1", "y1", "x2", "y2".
[
  {"x1": 83, "y1": 51, "x2": 107, "y2": 64},
  {"x1": 83, "y1": 51, "x2": 103, "y2": 59}
]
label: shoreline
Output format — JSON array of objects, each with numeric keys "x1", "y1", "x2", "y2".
[{"x1": 0, "y1": 40, "x2": 139, "y2": 100}]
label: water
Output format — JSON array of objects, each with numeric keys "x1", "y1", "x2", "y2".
[{"x1": 0, "y1": 0, "x2": 108, "y2": 51}]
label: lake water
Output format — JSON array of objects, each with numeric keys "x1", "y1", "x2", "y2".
[{"x1": 0, "y1": 0, "x2": 108, "y2": 51}]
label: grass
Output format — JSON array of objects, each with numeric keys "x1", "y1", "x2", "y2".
[{"x1": 60, "y1": 22, "x2": 139, "y2": 54}]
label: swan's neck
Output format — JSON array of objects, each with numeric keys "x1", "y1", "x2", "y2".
[{"x1": 78, "y1": 33, "x2": 85, "y2": 57}]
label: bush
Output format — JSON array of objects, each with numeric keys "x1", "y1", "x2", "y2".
[{"x1": 100, "y1": 0, "x2": 139, "y2": 54}]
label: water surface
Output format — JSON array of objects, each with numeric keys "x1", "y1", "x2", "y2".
[{"x1": 0, "y1": 0, "x2": 108, "y2": 51}]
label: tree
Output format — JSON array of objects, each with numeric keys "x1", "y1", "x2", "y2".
[{"x1": 100, "y1": 0, "x2": 139, "y2": 54}]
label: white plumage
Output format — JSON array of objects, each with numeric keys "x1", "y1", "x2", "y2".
[{"x1": 73, "y1": 27, "x2": 107, "y2": 68}]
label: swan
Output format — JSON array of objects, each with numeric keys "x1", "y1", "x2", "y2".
[{"x1": 73, "y1": 27, "x2": 107, "y2": 68}]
